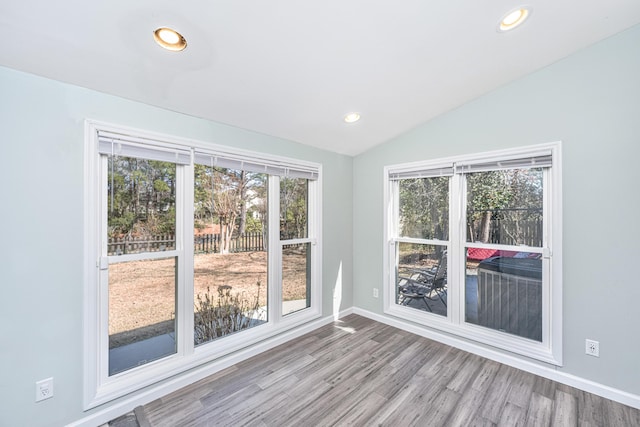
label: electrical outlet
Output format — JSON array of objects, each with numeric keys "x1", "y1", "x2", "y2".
[
  {"x1": 585, "y1": 339, "x2": 599, "y2": 357},
  {"x1": 373, "y1": 288, "x2": 379, "y2": 298},
  {"x1": 36, "y1": 378, "x2": 54, "y2": 402}
]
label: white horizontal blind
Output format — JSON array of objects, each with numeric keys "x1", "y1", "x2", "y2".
[
  {"x1": 194, "y1": 151, "x2": 318, "y2": 180},
  {"x1": 455, "y1": 152, "x2": 552, "y2": 174},
  {"x1": 98, "y1": 131, "x2": 191, "y2": 165},
  {"x1": 388, "y1": 152, "x2": 552, "y2": 181},
  {"x1": 388, "y1": 166, "x2": 454, "y2": 180},
  {"x1": 97, "y1": 131, "x2": 319, "y2": 179}
]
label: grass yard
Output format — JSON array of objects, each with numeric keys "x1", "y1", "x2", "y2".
[{"x1": 108, "y1": 250, "x2": 307, "y2": 347}]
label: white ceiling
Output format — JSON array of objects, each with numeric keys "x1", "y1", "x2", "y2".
[{"x1": 2, "y1": 1, "x2": 640, "y2": 156}]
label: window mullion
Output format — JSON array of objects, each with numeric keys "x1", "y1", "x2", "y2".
[
  {"x1": 181, "y1": 160, "x2": 195, "y2": 357},
  {"x1": 449, "y1": 173, "x2": 464, "y2": 326},
  {"x1": 268, "y1": 176, "x2": 282, "y2": 324},
  {"x1": 390, "y1": 181, "x2": 400, "y2": 306},
  {"x1": 98, "y1": 155, "x2": 110, "y2": 385}
]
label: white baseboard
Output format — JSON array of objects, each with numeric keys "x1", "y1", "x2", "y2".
[
  {"x1": 67, "y1": 308, "x2": 353, "y2": 427},
  {"x1": 352, "y1": 307, "x2": 640, "y2": 410}
]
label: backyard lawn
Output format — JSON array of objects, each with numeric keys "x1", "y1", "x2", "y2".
[{"x1": 108, "y1": 250, "x2": 307, "y2": 347}]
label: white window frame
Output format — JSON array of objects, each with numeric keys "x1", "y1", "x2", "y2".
[
  {"x1": 83, "y1": 120, "x2": 322, "y2": 408},
  {"x1": 383, "y1": 142, "x2": 562, "y2": 365}
]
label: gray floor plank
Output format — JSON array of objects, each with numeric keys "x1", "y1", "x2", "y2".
[
  {"x1": 332, "y1": 391, "x2": 388, "y2": 426},
  {"x1": 110, "y1": 315, "x2": 640, "y2": 427},
  {"x1": 445, "y1": 388, "x2": 485, "y2": 427},
  {"x1": 497, "y1": 402, "x2": 525, "y2": 426},
  {"x1": 479, "y1": 364, "x2": 520, "y2": 423},
  {"x1": 551, "y1": 389, "x2": 578, "y2": 427},
  {"x1": 504, "y1": 369, "x2": 535, "y2": 409},
  {"x1": 523, "y1": 392, "x2": 552, "y2": 427}
]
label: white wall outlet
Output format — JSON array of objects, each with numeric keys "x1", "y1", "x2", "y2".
[
  {"x1": 373, "y1": 288, "x2": 379, "y2": 298},
  {"x1": 585, "y1": 339, "x2": 600, "y2": 357},
  {"x1": 35, "y1": 377, "x2": 54, "y2": 402}
]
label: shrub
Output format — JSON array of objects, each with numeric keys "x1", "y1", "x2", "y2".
[{"x1": 194, "y1": 282, "x2": 262, "y2": 345}]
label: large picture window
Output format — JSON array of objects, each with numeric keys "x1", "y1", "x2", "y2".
[
  {"x1": 84, "y1": 121, "x2": 321, "y2": 407},
  {"x1": 384, "y1": 143, "x2": 562, "y2": 364}
]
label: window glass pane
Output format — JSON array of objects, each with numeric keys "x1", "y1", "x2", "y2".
[
  {"x1": 109, "y1": 257, "x2": 177, "y2": 375},
  {"x1": 465, "y1": 249, "x2": 542, "y2": 342},
  {"x1": 280, "y1": 178, "x2": 308, "y2": 240},
  {"x1": 282, "y1": 242, "x2": 311, "y2": 315},
  {"x1": 396, "y1": 242, "x2": 447, "y2": 316},
  {"x1": 107, "y1": 155, "x2": 176, "y2": 255},
  {"x1": 466, "y1": 168, "x2": 543, "y2": 246},
  {"x1": 399, "y1": 177, "x2": 449, "y2": 240},
  {"x1": 193, "y1": 166, "x2": 268, "y2": 346}
]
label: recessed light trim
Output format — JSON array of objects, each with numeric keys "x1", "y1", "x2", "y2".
[
  {"x1": 153, "y1": 27, "x2": 187, "y2": 51},
  {"x1": 498, "y1": 7, "x2": 531, "y2": 32},
  {"x1": 344, "y1": 112, "x2": 361, "y2": 123}
]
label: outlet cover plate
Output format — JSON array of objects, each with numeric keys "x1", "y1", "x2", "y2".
[
  {"x1": 36, "y1": 377, "x2": 54, "y2": 402},
  {"x1": 585, "y1": 339, "x2": 600, "y2": 357}
]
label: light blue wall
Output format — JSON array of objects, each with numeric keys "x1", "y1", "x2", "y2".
[
  {"x1": 0, "y1": 66, "x2": 353, "y2": 427},
  {"x1": 353, "y1": 24, "x2": 640, "y2": 395}
]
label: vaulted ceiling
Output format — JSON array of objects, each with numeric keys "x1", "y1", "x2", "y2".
[{"x1": 2, "y1": 1, "x2": 640, "y2": 155}]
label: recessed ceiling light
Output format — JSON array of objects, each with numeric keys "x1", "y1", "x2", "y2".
[
  {"x1": 344, "y1": 113, "x2": 361, "y2": 123},
  {"x1": 498, "y1": 7, "x2": 531, "y2": 32},
  {"x1": 153, "y1": 27, "x2": 187, "y2": 51}
]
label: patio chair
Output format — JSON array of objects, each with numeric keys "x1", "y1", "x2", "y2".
[{"x1": 398, "y1": 251, "x2": 447, "y2": 311}]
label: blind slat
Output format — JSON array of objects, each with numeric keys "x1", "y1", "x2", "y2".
[
  {"x1": 96, "y1": 130, "x2": 319, "y2": 180},
  {"x1": 389, "y1": 166, "x2": 454, "y2": 180},
  {"x1": 455, "y1": 153, "x2": 552, "y2": 173},
  {"x1": 389, "y1": 154, "x2": 553, "y2": 181},
  {"x1": 194, "y1": 151, "x2": 318, "y2": 180},
  {"x1": 98, "y1": 132, "x2": 191, "y2": 165}
]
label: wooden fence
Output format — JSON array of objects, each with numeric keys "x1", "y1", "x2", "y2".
[
  {"x1": 468, "y1": 208, "x2": 543, "y2": 247},
  {"x1": 108, "y1": 232, "x2": 266, "y2": 256}
]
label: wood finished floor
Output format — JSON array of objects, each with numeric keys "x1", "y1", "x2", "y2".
[{"x1": 131, "y1": 315, "x2": 640, "y2": 427}]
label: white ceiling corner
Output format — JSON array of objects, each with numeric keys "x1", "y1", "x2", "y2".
[{"x1": 1, "y1": 0, "x2": 640, "y2": 156}]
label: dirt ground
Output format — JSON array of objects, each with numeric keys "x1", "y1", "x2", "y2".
[{"x1": 109, "y1": 250, "x2": 307, "y2": 347}]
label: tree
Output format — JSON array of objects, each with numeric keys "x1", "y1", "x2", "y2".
[
  {"x1": 280, "y1": 178, "x2": 308, "y2": 239},
  {"x1": 466, "y1": 168, "x2": 543, "y2": 245},
  {"x1": 107, "y1": 156, "x2": 176, "y2": 239},
  {"x1": 398, "y1": 176, "x2": 449, "y2": 240},
  {"x1": 212, "y1": 168, "x2": 242, "y2": 254},
  {"x1": 194, "y1": 165, "x2": 267, "y2": 253}
]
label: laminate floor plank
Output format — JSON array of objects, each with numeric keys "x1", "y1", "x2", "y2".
[
  {"x1": 332, "y1": 391, "x2": 388, "y2": 426},
  {"x1": 128, "y1": 315, "x2": 640, "y2": 427},
  {"x1": 260, "y1": 380, "x2": 334, "y2": 426},
  {"x1": 603, "y1": 399, "x2": 638, "y2": 426},
  {"x1": 479, "y1": 364, "x2": 520, "y2": 423},
  {"x1": 576, "y1": 389, "x2": 604, "y2": 427},
  {"x1": 446, "y1": 353, "x2": 484, "y2": 393},
  {"x1": 551, "y1": 389, "x2": 578, "y2": 427},
  {"x1": 471, "y1": 359, "x2": 501, "y2": 392},
  {"x1": 297, "y1": 377, "x2": 382, "y2": 427},
  {"x1": 324, "y1": 333, "x2": 409, "y2": 387},
  {"x1": 523, "y1": 392, "x2": 552, "y2": 427},
  {"x1": 254, "y1": 354, "x2": 314, "y2": 389},
  {"x1": 468, "y1": 415, "x2": 497, "y2": 427},
  {"x1": 367, "y1": 382, "x2": 421, "y2": 426},
  {"x1": 444, "y1": 388, "x2": 485, "y2": 427},
  {"x1": 504, "y1": 369, "x2": 536, "y2": 409},
  {"x1": 415, "y1": 387, "x2": 462, "y2": 426},
  {"x1": 531, "y1": 376, "x2": 557, "y2": 401},
  {"x1": 496, "y1": 401, "x2": 525, "y2": 426}
]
